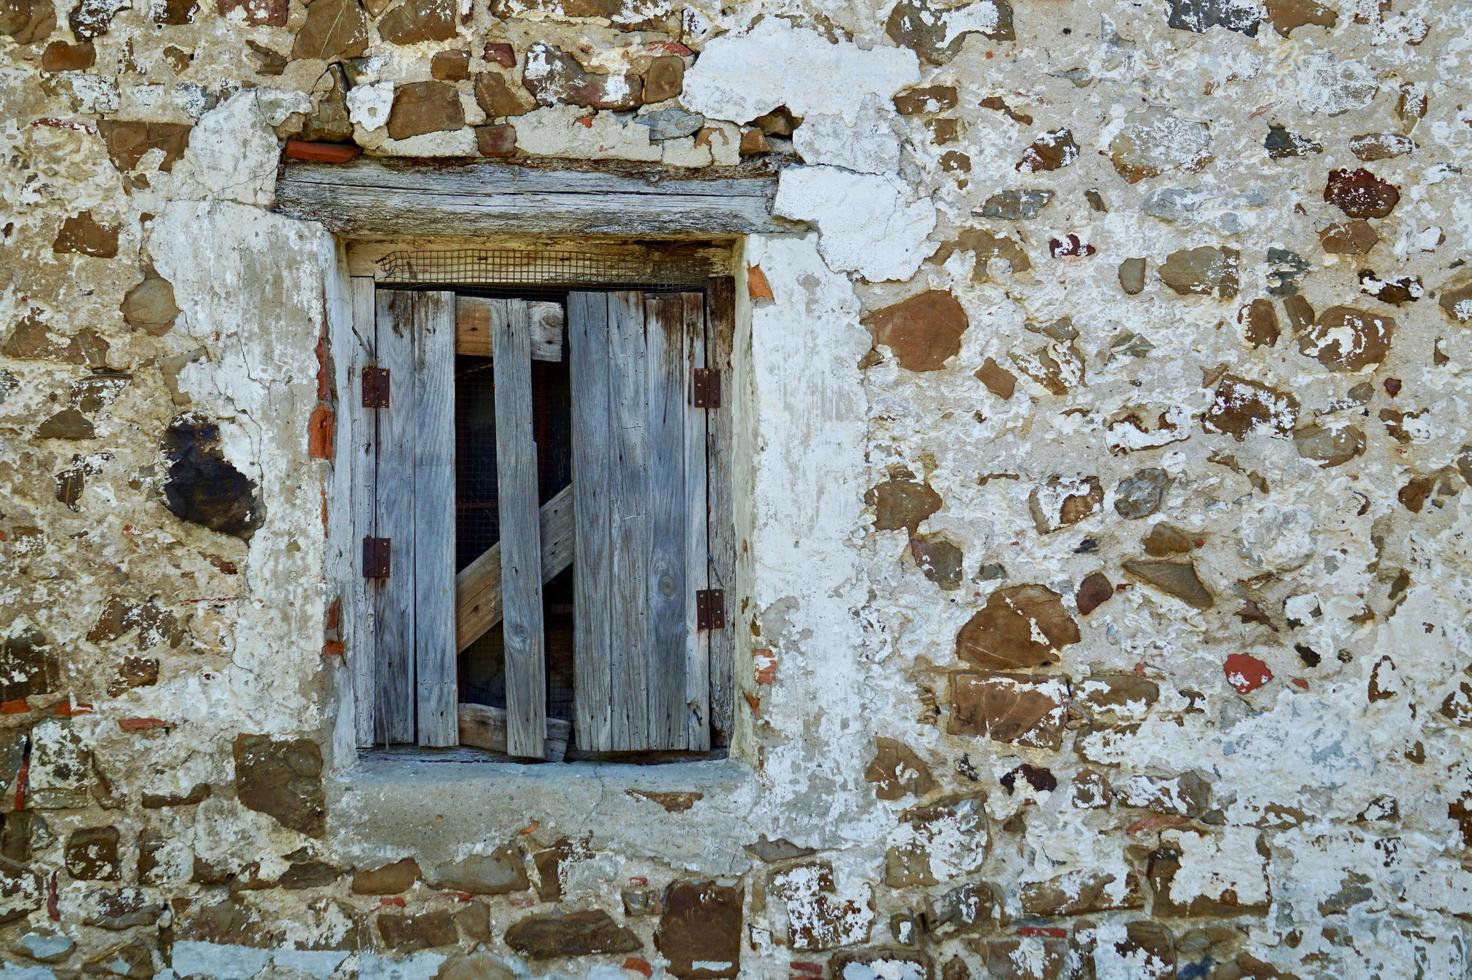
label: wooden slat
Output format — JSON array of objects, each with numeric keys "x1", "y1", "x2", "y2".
[
  {"x1": 568, "y1": 292, "x2": 613, "y2": 752},
  {"x1": 341, "y1": 274, "x2": 378, "y2": 747},
  {"x1": 458, "y1": 703, "x2": 570, "y2": 762},
  {"x1": 644, "y1": 293, "x2": 691, "y2": 749},
  {"x1": 276, "y1": 159, "x2": 786, "y2": 237},
  {"x1": 374, "y1": 290, "x2": 416, "y2": 744},
  {"x1": 455, "y1": 297, "x2": 564, "y2": 361},
  {"x1": 492, "y1": 299, "x2": 546, "y2": 760},
  {"x1": 608, "y1": 291, "x2": 651, "y2": 749},
  {"x1": 683, "y1": 294, "x2": 711, "y2": 751},
  {"x1": 705, "y1": 277, "x2": 737, "y2": 748},
  {"x1": 413, "y1": 292, "x2": 457, "y2": 747},
  {"x1": 455, "y1": 485, "x2": 575, "y2": 652}
]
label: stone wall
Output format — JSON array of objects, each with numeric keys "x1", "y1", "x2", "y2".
[{"x1": 2, "y1": 0, "x2": 1471, "y2": 976}]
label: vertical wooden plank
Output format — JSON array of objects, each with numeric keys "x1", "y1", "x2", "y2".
[
  {"x1": 492, "y1": 299, "x2": 547, "y2": 760},
  {"x1": 682, "y1": 293, "x2": 711, "y2": 751},
  {"x1": 568, "y1": 292, "x2": 613, "y2": 751},
  {"x1": 705, "y1": 277, "x2": 737, "y2": 748},
  {"x1": 608, "y1": 291, "x2": 651, "y2": 750},
  {"x1": 342, "y1": 275, "x2": 378, "y2": 747},
  {"x1": 413, "y1": 291, "x2": 457, "y2": 747},
  {"x1": 374, "y1": 290, "x2": 417, "y2": 744}
]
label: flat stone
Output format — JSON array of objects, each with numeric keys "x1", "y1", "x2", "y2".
[
  {"x1": 1350, "y1": 132, "x2": 1413, "y2": 161},
  {"x1": 955, "y1": 584, "x2": 1078, "y2": 669},
  {"x1": 523, "y1": 42, "x2": 642, "y2": 110},
  {"x1": 1114, "y1": 467, "x2": 1170, "y2": 519},
  {"x1": 974, "y1": 357, "x2": 1016, "y2": 399},
  {"x1": 1016, "y1": 128, "x2": 1077, "y2": 173},
  {"x1": 642, "y1": 55, "x2": 684, "y2": 103},
  {"x1": 475, "y1": 123, "x2": 517, "y2": 157},
  {"x1": 1298, "y1": 306, "x2": 1395, "y2": 372},
  {"x1": 1266, "y1": 247, "x2": 1310, "y2": 296},
  {"x1": 1359, "y1": 271, "x2": 1422, "y2": 305},
  {"x1": 473, "y1": 72, "x2": 535, "y2": 118},
  {"x1": 1108, "y1": 107, "x2": 1211, "y2": 182},
  {"x1": 1282, "y1": 294, "x2": 1315, "y2": 333},
  {"x1": 141, "y1": 783, "x2": 210, "y2": 808},
  {"x1": 41, "y1": 39, "x2": 94, "y2": 69},
  {"x1": 379, "y1": 0, "x2": 455, "y2": 45},
  {"x1": 1122, "y1": 559, "x2": 1215, "y2": 609},
  {"x1": 11, "y1": 929, "x2": 75, "y2": 963},
  {"x1": 862, "y1": 289, "x2": 969, "y2": 372},
  {"x1": 769, "y1": 863, "x2": 873, "y2": 951},
  {"x1": 1165, "y1": 0, "x2": 1259, "y2": 35},
  {"x1": 1294, "y1": 423, "x2": 1365, "y2": 467},
  {"x1": 866, "y1": 476, "x2": 941, "y2": 534},
  {"x1": 1076, "y1": 672, "x2": 1159, "y2": 716},
  {"x1": 1238, "y1": 299, "x2": 1279, "y2": 347},
  {"x1": 909, "y1": 533, "x2": 963, "y2": 590},
  {"x1": 893, "y1": 85, "x2": 957, "y2": 115},
  {"x1": 291, "y1": 0, "x2": 368, "y2": 61},
  {"x1": 886, "y1": 0, "x2": 1013, "y2": 65},
  {"x1": 864, "y1": 737, "x2": 936, "y2": 801},
  {"x1": 656, "y1": 881, "x2": 742, "y2": 978},
  {"x1": 1118, "y1": 256, "x2": 1147, "y2": 294},
  {"x1": 977, "y1": 189, "x2": 1052, "y2": 220},
  {"x1": 927, "y1": 881, "x2": 1000, "y2": 937},
  {"x1": 162, "y1": 416, "x2": 263, "y2": 538},
  {"x1": 82, "y1": 940, "x2": 153, "y2": 977},
  {"x1": 0, "y1": 626, "x2": 59, "y2": 700},
  {"x1": 1266, "y1": 0, "x2": 1335, "y2": 36},
  {"x1": 635, "y1": 107, "x2": 704, "y2": 142},
  {"x1": 387, "y1": 80, "x2": 465, "y2": 140},
  {"x1": 53, "y1": 211, "x2": 119, "y2": 257},
  {"x1": 1143, "y1": 523, "x2": 1193, "y2": 556},
  {"x1": 949, "y1": 673, "x2": 1068, "y2": 748},
  {"x1": 1319, "y1": 219, "x2": 1379, "y2": 254},
  {"x1": 66, "y1": 826, "x2": 120, "y2": 880},
  {"x1": 301, "y1": 64, "x2": 353, "y2": 142},
  {"x1": 1324, "y1": 168, "x2": 1399, "y2": 219},
  {"x1": 83, "y1": 888, "x2": 159, "y2": 929},
  {"x1": 1204, "y1": 375, "x2": 1297, "y2": 441},
  {"x1": 430, "y1": 844, "x2": 529, "y2": 894},
  {"x1": 1158, "y1": 246, "x2": 1239, "y2": 299},
  {"x1": 378, "y1": 909, "x2": 457, "y2": 949},
  {"x1": 121, "y1": 274, "x2": 179, "y2": 335},
  {"x1": 232, "y1": 734, "x2": 325, "y2": 837},
  {"x1": 1114, "y1": 772, "x2": 1211, "y2": 817},
  {"x1": 1020, "y1": 871, "x2": 1143, "y2": 916},
  {"x1": 504, "y1": 909, "x2": 642, "y2": 959},
  {"x1": 1028, "y1": 474, "x2": 1102, "y2": 532},
  {"x1": 1265, "y1": 124, "x2": 1320, "y2": 158},
  {"x1": 352, "y1": 857, "x2": 420, "y2": 894},
  {"x1": 430, "y1": 48, "x2": 470, "y2": 80},
  {"x1": 1076, "y1": 572, "x2": 1113, "y2": 615},
  {"x1": 97, "y1": 120, "x2": 192, "y2": 172},
  {"x1": 1438, "y1": 275, "x2": 1472, "y2": 324},
  {"x1": 0, "y1": 859, "x2": 43, "y2": 924}
]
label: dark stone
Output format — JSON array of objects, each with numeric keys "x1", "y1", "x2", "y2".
[
  {"x1": 927, "y1": 881, "x2": 1000, "y2": 937},
  {"x1": 474, "y1": 72, "x2": 535, "y2": 118},
  {"x1": 53, "y1": 211, "x2": 118, "y2": 257},
  {"x1": 522, "y1": 42, "x2": 642, "y2": 110},
  {"x1": 909, "y1": 533, "x2": 963, "y2": 590},
  {"x1": 301, "y1": 64, "x2": 354, "y2": 142},
  {"x1": 949, "y1": 673, "x2": 1067, "y2": 748},
  {"x1": 0, "y1": 858, "x2": 42, "y2": 924},
  {"x1": 1320, "y1": 219, "x2": 1379, "y2": 254},
  {"x1": 1076, "y1": 572, "x2": 1113, "y2": 615},
  {"x1": 1359, "y1": 270, "x2": 1422, "y2": 305},
  {"x1": 379, "y1": 0, "x2": 455, "y2": 44},
  {"x1": 1203, "y1": 375, "x2": 1298, "y2": 440},
  {"x1": 142, "y1": 783, "x2": 210, "y2": 808},
  {"x1": 1118, "y1": 256, "x2": 1147, "y2": 294},
  {"x1": 1350, "y1": 132, "x2": 1413, "y2": 161},
  {"x1": 504, "y1": 909, "x2": 642, "y2": 959},
  {"x1": 886, "y1": 0, "x2": 1013, "y2": 64},
  {"x1": 475, "y1": 124, "x2": 517, "y2": 157},
  {"x1": 83, "y1": 888, "x2": 159, "y2": 929},
  {"x1": 386, "y1": 80, "x2": 465, "y2": 140},
  {"x1": 162, "y1": 415, "x2": 263, "y2": 539},
  {"x1": 232, "y1": 734, "x2": 325, "y2": 837},
  {"x1": 279, "y1": 860, "x2": 342, "y2": 889},
  {"x1": 97, "y1": 120, "x2": 192, "y2": 173},
  {"x1": 1265, "y1": 124, "x2": 1320, "y2": 158},
  {"x1": 656, "y1": 881, "x2": 743, "y2": 978},
  {"x1": 864, "y1": 737, "x2": 936, "y2": 801},
  {"x1": 1159, "y1": 246, "x2": 1239, "y2": 299},
  {"x1": 0, "y1": 0, "x2": 55, "y2": 43},
  {"x1": 0, "y1": 626, "x2": 59, "y2": 701},
  {"x1": 862, "y1": 289, "x2": 969, "y2": 372},
  {"x1": 978, "y1": 189, "x2": 1053, "y2": 220},
  {"x1": 154, "y1": 0, "x2": 196, "y2": 23},
  {"x1": 430, "y1": 844, "x2": 529, "y2": 894},
  {"x1": 378, "y1": 909, "x2": 457, "y2": 949},
  {"x1": 955, "y1": 585, "x2": 1078, "y2": 669},
  {"x1": 87, "y1": 596, "x2": 185, "y2": 650},
  {"x1": 1020, "y1": 870, "x2": 1143, "y2": 916},
  {"x1": 894, "y1": 85, "x2": 957, "y2": 115},
  {"x1": 41, "y1": 39, "x2": 94, "y2": 70},
  {"x1": 1266, "y1": 247, "x2": 1310, "y2": 296},
  {"x1": 1239, "y1": 299, "x2": 1280, "y2": 347},
  {"x1": 352, "y1": 857, "x2": 420, "y2": 894},
  {"x1": 66, "y1": 826, "x2": 121, "y2": 881},
  {"x1": 291, "y1": 0, "x2": 368, "y2": 61},
  {"x1": 1324, "y1": 168, "x2": 1400, "y2": 219},
  {"x1": 68, "y1": 0, "x2": 122, "y2": 38},
  {"x1": 430, "y1": 48, "x2": 470, "y2": 80},
  {"x1": 37, "y1": 407, "x2": 95, "y2": 440},
  {"x1": 974, "y1": 357, "x2": 1016, "y2": 399},
  {"x1": 1114, "y1": 467, "x2": 1170, "y2": 519},
  {"x1": 1165, "y1": 0, "x2": 1260, "y2": 35},
  {"x1": 635, "y1": 107, "x2": 704, "y2": 142},
  {"x1": 1299, "y1": 306, "x2": 1395, "y2": 372},
  {"x1": 866, "y1": 476, "x2": 942, "y2": 534},
  {"x1": 1122, "y1": 559, "x2": 1215, "y2": 610},
  {"x1": 1016, "y1": 128, "x2": 1078, "y2": 173},
  {"x1": 81, "y1": 940, "x2": 154, "y2": 977}
]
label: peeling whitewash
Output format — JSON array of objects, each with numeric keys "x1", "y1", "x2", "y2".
[{"x1": 1, "y1": 0, "x2": 1471, "y2": 976}]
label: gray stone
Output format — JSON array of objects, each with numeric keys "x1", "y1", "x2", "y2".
[
  {"x1": 635, "y1": 107, "x2": 705, "y2": 141},
  {"x1": 1114, "y1": 468, "x2": 1170, "y2": 519}
]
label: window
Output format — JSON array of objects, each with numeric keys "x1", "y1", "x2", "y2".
[{"x1": 339, "y1": 263, "x2": 735, "y2": 762}]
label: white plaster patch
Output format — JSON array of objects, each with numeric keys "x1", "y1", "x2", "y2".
[
  {"x1": 512, "y1": 104, "x2": 662, "y2": 162},
  {"x1": 171, "y1": 90, "x2": 286, "y2": 206},
  {"x1": 791, "y1": 95, "x2": 903, "y2": 174},
  {"x1": 774, "y1": 166, "x2": 935, "y2": 282},
  {"x1": 1163, "y1": 828, "x2": 1270, "y2": 908},
  {"x1": 1295, "y1": 52, "x2": 1379, "y2": 116},
  {"x1": 347, "y1": 81, "x2": 395, "y2": 132}
]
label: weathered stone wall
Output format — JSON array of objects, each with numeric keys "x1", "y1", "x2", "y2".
[{"x1": 2, "y1": 0, "x2": 1471, "y2": 975}]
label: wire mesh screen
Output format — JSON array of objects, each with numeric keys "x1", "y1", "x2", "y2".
[{"x1": 377, "y1": 247, "x2": 717, "y2": 290}]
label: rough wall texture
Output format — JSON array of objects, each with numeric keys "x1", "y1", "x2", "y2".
[{"x1": 2, "y1": 0, "x2": 1471, "y2": 976}]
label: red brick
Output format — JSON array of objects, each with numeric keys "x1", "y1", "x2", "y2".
[{"x1": 308, "y1": 405, "x2": 334, "y2": 460}]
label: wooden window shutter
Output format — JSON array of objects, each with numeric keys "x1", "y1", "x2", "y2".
[
  {"x1": 360, "y1": 289, "x2": 458, "y2": 748},
  {"x1": 567, "y1": 291, "x2": 711, "y2": 753}
]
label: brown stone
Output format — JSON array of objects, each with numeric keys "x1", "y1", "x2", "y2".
[
  {"x1": 1324, "y1": 168, "x2": 1399, "y2": 219},
  {"x1": 41, "y1": 39, "x2": 94, "y2": 70},
  {"x1": 291, "y1": 0, "x2": 368, "y2": 61},
  {"x1": 1114, "y1": 467, "x2": 1170, "y2": 519},
  {"x1": 770, "y1": 863, "x2": 872, "y2": 950},
  {"x1": 387, "y1": 81, "x2": 465, "y2": 140},
  {"x1": 141, "y1": 783, "x2": 210, "y2": 808},
  {"x1": 122, "y1": 274, "x2": 179, "y2": 336},
  {"x1": 379, "y1": 0, "x2": 454, "y2": 44},
  {"x1": 1350, "y1": 132, "x2": 1414, "y2": 161},
  {"x1": 978, "y1": 189, "x2": 1053, "y2": 220},
  {"x1": 1118, "y1": 256, "x2": 1147, "y2": 294},
  {"x1": 1108, "y1": 108, "x2": 1212, "y2": 183},
  {"x1": 1358, "y1": 270, "x2": 1421, "y2": 305},
  {"x1": 1266, "y1": 0, "x2": 1335, "y2": 36},
  {"x1": 301, "y1": 64, "x2": 354, "y2": 142},
  {"x1": 88, "y1": 596, "x2": 185, "y2": 649},
  {"x1": 155, "y1": 0, "x2": 197, "y2": 23},
  {"x1": 1114, "y1": 771, "x2": 1211, "y2": 816},
  {"x1": 246, "y1": 39, "x2": 286, "y2": 74},
  {"x1": 974, "y1": 357, "x2": 1016, "y2": 399},
  {"x1": 1438, "y1": 275, "x2": 1472, "y2": 324},
  {"x1": 626, "y1": 789, "x2": 701, "y2": 812},
  {"x1": 1148, "y1": 832, "x2": 1268, "y2": 916},
  {"x1": 430, "y1": 48, "x2": 471, "y2": 80},
  {"x1": 1299, "y1": 306, "x2": 1394, "y2": 372},
  {"x1": 1122, "y1": 559, "x2": 1215, "y2": 610},
  {"x1": 82, "y1": 940, "x2": 153, "y2": 977},
  {"x1": 886, "y1": 0, "x2": 1013, "y2": 65},
  {"x1": 0, "y1": 859, "x2": 42, "y2": 925},
  {"x1": 1029, "y1": 475, "x2": 1102, "y2": 532},
  {"x1": 66, "y1": 826, "x2": 121, "y2": 881},
  {"x1": 1159, "y1": 246, "x2": 1239, "y2": 299},
  {"x1": 1294, "y1": 423, "x2": 1365, "y2": 467},
  {"x1": 927, "y1": 881, "x2": 1000, "y2": 936},
  {"x1": 1282, "y1": 293, "x2": 1315, "y2": 333},
  {"x1": 862, "y1": 289, "x2": 968, "y2": 372},
  {"x1": 655, "y1": 881, "x2": 742, "y2": 978},
  {"x1": 97, "y1": 120, "x2": 192, "y2": 173},
  {"x1": 378, "y1": 909, "x2": 457, "y2": 949},
  {"x1": 909, "y1": 533, "x2": 963, "y2": 590},
  {"x1": 504, "y1": 909, "x2": 642, "y2": 959},
  {"x1": 738, "y1": 128, "x2": 769, "y2": 157},
  {"x1": 0, "y1": 626, "x2": 58, "y2": 701},
  {"x1": 84, "y1": 888, "x2": 160, "y2": 929},
  {"x1": 1076, "y1": 573, "x2": 1113, "y2": 616},
  {"x1": 866, "y1": 477, "x2": 941, "y2": 534},
  {"x1": 1016, "y1": 128, "x2": 1078, "y2": 173},
  {"x1": 53, "y1": 211, "x2": 119, "y2": 258},
  {"x1": 483, "y1": 40, "x2": 515, "y2": 66},
  {"x1": 0, "y1": 0, "x2": 55, "y2": 43},
  {"x1": 232, "y1": 734, "x2": 325, "y2": 837},
  {"x1": 1203, "y1": 375, "x2": 1298, "y2": 440},
  {"x1": 1238, "y1": 299, "x2": 1279, "y2": 347},
  {"x1": 351, "y1": 857, "x2": 420, "y2": 894},
  {"x1": 218, "y1": 0, "x2": 286, "y2": 26},
  {"x1": 949, "y1": 672, "x2": 1068, "y2": 748},
  {"x1": 430, "y1": 844, "x2": 529, "y2": 894},
  {"x1": 954, "y1": 227, "x2": 1030, "y2": 278},
  {"x1": 893, "y1": 85, "x2": 958, "y2": 115},
  {"x1": 523, "y1": 43, "x2": 642, "y2": 110},
  {"x1": 473, "y1": 72, "x2": 535, "y2": 118},
  {"x1": 1077, "y1": 672, "x2": 1159, "y2": 716},
  {"x1": 1021, "y1": 871, "x2": 1143, "y2": 916},
  {"x1": 864, "y1": 737, "x2": 936, "y2": 801},
  {"x1": 642, "y1": 55, "x2": 684, "y2": 103},
  {"x1": 956, "y1": 585, "x2": 1078, "y2": 669},
  {"x1": 475, "y1": 124, "x2": 517, "y2": 157},
  {"x1": 1143, "y1": 523, "x2": 1193, "y2": 556}
]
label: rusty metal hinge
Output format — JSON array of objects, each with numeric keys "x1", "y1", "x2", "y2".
[
  {"x1": 692, "y1": 368, "x2": 720, "y2": 409},
  {"x1": 696, "y1": 589, "x2": 725, "y2": 631},
  {"x1": 361, "y1": 366, "x2": 390, "y2": 409},
  {"x1": 362, "y1": 537, "x2": 391, "y2": 579}
]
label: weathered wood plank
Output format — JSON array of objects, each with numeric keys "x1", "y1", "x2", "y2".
[
  {"x1": 277, "y1": 160, "x2": 785, "y2": 237},
  {"x1": 608, "y1": 291, "x2": 651, "y2": 750},
  {"x1": 568, "y1": 291, "x2": 613, "y2": 752},
  {"x1": 492, "y1": 299, "x2": 547, "y2": 760},
  {"x1": 413, "y1": 291, "x2": 458, "y2": 747},
  {"x1": 340, "y1": 274, "x2": 378, "y2": 747},
  {"x1": 457, "y1": 703, "x2": 570, "y2": 762},
  {"x1": 455, "y1": 297, "x2": 563, "y2": 361},
  {"x1": 644, "y1": 293, "x2": 691, "y2": 749},
  {"x1": 682, "y1": 293, "x2": 711, "y2": 751},
  {"x1": 374, "y1": 290, "x2": 416, "y2": 745},
  {"x1": 705, "y1": 276, "x2": 737, "y2": 749},
  {"x1": 455, "y1": 485, "x2": 575, "y2": 653}
]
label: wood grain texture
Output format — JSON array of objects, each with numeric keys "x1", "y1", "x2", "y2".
[
  {"x1": 458, "y1": 703, "x2": 569, "y2": 762},
  {"x1": 608, "y1": 291, "x2": 651, "y2": 750},
  {"x1": 491, "y1": 299, "x2": 547, "y2": 760},
  {"x1": 455, "y1": 484, "x2": 574, "y2": 652},
  {"x1": 413, "y1": 291, "x2": 458, "y2": 747},
  {"x1": 374, "y1": 290, "x2": 416, "y2": 745},
  {"x1": 568, "y1": 292, "x2": 613, "y2": 752},
  {"x1": 276, "y1": 160, "x2": 785, "y2": 237},
  {"x1": 682, "y1": 293, "x2": 711, "y2": 751},
  {"x1": 644, "y1": 293, "x2": 692, "y2": 749},
  {"x1": 455, "y1": 296, "x2": 563, "y2": 361},
  {"x1": 705, "y1": 277, "x2": 738, "y2": 749},
  {"x1": 342, "y1": 274, "x2": 378, "y2": 748}
]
